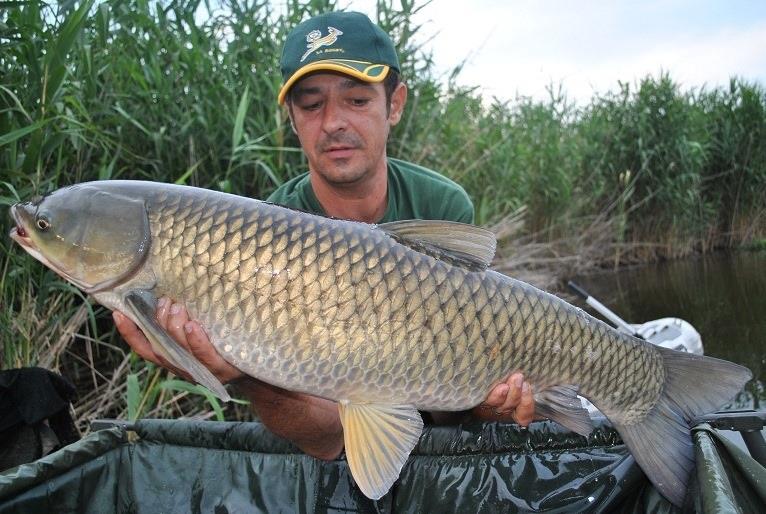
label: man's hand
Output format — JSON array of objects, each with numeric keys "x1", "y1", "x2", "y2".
[
  {"x1": 113, "y1": 298, "x2": 345, "y2": 460},
  {"x1": 473, "y1": 373, "x2": 536, "y2": 425},
  {"x1": 429, "y1": 373, "x2": 536, "y2": 426},
  {"x1": 113, "y1": 297, "x2": 243, "y2": 384}
]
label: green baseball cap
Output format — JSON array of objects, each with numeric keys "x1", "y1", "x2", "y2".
[{"x1": 278, "y1": 11, "x2": 400, "y2": 104}]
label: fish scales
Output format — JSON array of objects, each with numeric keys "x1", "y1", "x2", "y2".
[
  {"x1": 11, "y1": 180, "x2": 751, "y2": 504},
  {"x1": 138, "y1": 185, "x2": 663, "y2": 413}
]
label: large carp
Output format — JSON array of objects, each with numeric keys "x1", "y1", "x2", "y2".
[{"x1": 10, "y1": 181, "x2": 751, "y2": 504}]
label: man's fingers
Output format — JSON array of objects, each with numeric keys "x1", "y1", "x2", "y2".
[
  {"x1": 116, "y1": 298, "x2": 243, "y2": 385},
  {"x1": 156, "y1": 296, "x2": 171, "y2": 328},
  {"x1": 184, "y1": 320, "x2": 209, "y2": 349},
  {"x1": 114, "y1": 309, "x2": 189, "y2": 379},
  {"x1": 513, "y1": 382, "x2": 535, "y2": 426},
  {"x1": 185, "y1": 321, "x2": 244, "y2": 384},
  {"x1": 184, "y1": 320, "x2": 215, "y2": 364},
  {"x1": 497, "y1": 373, "x2": 524, "y2": 413},
  {"x1": 114, "y1": 311, "x2": 157, "y2": 362},
  {"x1": 483, "y1": 383, "x2": 510, "y2": 407},
  {"x1": 166, "y1": 302, "x2": 191, "y2": 350}
]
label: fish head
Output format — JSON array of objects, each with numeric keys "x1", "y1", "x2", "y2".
[{"x1": 10, "y1": 184, "x2": 151, "y2": 293}]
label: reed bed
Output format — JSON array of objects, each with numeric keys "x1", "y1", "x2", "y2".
[{"x1": 1, "y1": 0, "x2": 764, "y2": 429}]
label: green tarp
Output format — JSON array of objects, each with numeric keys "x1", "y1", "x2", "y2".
[{"x1": 1, "y1": 419, "x2": 764, "y2": 513}]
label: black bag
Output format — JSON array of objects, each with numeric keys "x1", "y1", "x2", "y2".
[{"x1": 0, "y1": 368, "x2": 78, "y2": 472}]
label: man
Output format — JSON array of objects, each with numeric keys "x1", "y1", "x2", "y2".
[{"x1": 114, "y1": 11, "x2": 535, "y2": 462}]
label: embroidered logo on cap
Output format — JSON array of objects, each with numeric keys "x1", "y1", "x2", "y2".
[{"x1": 301, "y1": 27, "x2": 344, "y2": 62}]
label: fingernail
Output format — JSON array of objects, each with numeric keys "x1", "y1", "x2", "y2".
[
  {"x1": 112, "y1": 311, "x2": 122, "y2": 322},
  {"x1": 170, "y1": 304, "x2": 181, "y2": 315},
  {"x1": 522, "y1": 382, "x2": 530, "y2": 393},
  {"x1": 499, "y1": 384, "x2": 509, "y2": 395},
  {"x1": 513, "y1": 375, "x2": 523, "y2": 388},
  {"x1": 184, "y1": 323, "x2": 193, "y2": 334},
  {"x1": 158, "y1": 297, "x2": 167, "y2": 309}
]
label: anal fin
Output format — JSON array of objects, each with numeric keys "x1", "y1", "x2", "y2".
[
  {"x1": 338, "y1": 401, "x2": 423, "y2": 500},
  {"x1": 123, "y1": 290, "x2": 231, "y2": 402},
  {"x1": 535, "y1": 384, "x2": 593, "y2": 436}
]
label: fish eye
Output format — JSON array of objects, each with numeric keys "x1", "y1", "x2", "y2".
[{"x1": 36, "y1": 216, "x2": 51, "y2": 232}]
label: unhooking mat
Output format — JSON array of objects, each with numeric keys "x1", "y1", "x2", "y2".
[{"x1": 1, "y1": 418, "x2": 764, "y2": 513}]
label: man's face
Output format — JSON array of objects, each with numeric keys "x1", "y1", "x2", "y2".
[{"x1": 287, "y1": 73, "x2": 406, "y2": 188}]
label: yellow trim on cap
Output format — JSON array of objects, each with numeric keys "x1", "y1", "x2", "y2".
[{"x1": 277, "y1": 61, "x2": 390, "y2": 104}]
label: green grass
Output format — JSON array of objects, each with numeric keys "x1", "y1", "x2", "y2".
[{"x1": 1, "y1": 0, "x2": 764, "y2": 428}]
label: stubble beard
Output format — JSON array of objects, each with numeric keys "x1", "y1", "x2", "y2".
[{"x1": 314, "y1": 133, "x2": 373, "y2": 187}]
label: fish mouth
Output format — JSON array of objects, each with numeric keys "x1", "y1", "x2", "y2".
[
  {"x1": 9, "y1": 226, "x2": 29, "y2": 244},
  {"x1": 10, "y1": 203, "x2": 47, "y2": 264},
  {"x1": 9, "y1": 204, "x2": 32, "y2": 248}
]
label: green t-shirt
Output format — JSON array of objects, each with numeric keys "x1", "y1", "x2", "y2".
[{"x1": 266, "y1": 158, "x2": 474, "y2": 224}]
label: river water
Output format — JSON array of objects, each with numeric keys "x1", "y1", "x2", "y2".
[{"x1": 572, "y1": 251, "x2": 766, "y2": 411}]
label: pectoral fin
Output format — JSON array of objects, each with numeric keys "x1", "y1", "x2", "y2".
[
  {"x1": 123, "y1": 290, "x2": 231, "y2": 402},
  {"x1": 535, "y1": 384, "x2": 593, "y2": 436},
  {"x1": 337, "y1": 401, "x2": 423, "y2": 500}
]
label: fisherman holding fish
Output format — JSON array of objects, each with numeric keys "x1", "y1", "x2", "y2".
[
  {"x1": 113, "y1": 11, "x2": 536, "y2": 460},
  {"x1": 11, "y1": 9, "x2": 752, "y2": 504}
]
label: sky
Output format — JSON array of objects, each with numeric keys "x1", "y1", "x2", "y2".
[{"x1": 330, "y1": 0, "x2": 766, "y2": 104}]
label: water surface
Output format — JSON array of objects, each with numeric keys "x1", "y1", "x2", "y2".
[{"x1": 573, "y1": 251, "x2": 766, "y2": 410}]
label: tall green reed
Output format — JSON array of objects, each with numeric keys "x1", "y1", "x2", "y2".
[{"x1": 699, "y1": 79, "x2": 766, "y2": 245}]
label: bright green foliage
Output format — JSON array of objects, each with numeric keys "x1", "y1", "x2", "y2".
[
  {"x1": 1, "y1": 1, "x2": 764, "y2": 426},
  {"x1": 699, "y1": 79, "x2": 766, "y2": 245},
  {"x1": 574, "y1": 75, "x2": 765, "y2": 251}
]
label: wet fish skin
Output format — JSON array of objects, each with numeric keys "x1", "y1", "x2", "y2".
[
  {"x1": 9, "y1": 181, "x2": 752, "y2": 505},
  {"x1": 142, "y1": 186, "x2": 641, "y2": 401},
  {"x1": 145, "y1": 183, "x2": 662, "y2": 418}
]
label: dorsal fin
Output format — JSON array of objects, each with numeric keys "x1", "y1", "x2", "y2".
[{"x1": 379, "y1": 220, "x2": 496, "y2": 271}]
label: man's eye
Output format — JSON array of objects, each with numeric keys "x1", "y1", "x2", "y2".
[{"x1": 351, "y1": 98, "x2": 370, "y2": 106}]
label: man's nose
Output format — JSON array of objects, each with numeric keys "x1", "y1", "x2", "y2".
[{"x1": 320, "y1": 100, "x2": 348, "y2": 132}]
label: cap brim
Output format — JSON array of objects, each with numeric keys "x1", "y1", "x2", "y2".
[{"x1": 278, "y1": 59, "x2": 390, "y2": 104}]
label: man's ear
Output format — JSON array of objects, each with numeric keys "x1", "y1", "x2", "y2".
[{"x1": 388, "y1": 82, "x2": 408, "y2": 125}]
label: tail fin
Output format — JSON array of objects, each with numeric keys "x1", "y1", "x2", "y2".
[{"x1": 611, "y1": 346, "x2": 752, "y2": 507}]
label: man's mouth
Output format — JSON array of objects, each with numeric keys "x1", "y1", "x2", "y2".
[{"x1": 324, "y1": 145, "x2": 355, "y2": 154}]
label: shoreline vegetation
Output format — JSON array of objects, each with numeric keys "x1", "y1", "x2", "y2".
[{"x1": 2, "y1": 1, "x2": 765, "y2": 430}]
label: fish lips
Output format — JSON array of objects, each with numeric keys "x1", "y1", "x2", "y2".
[
  {"x1": 10, "y1": 202, "x2": 48, "y2": 263},
  {"x1": 9, "y1": 203, "x2": 32, "y2": 246}
]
